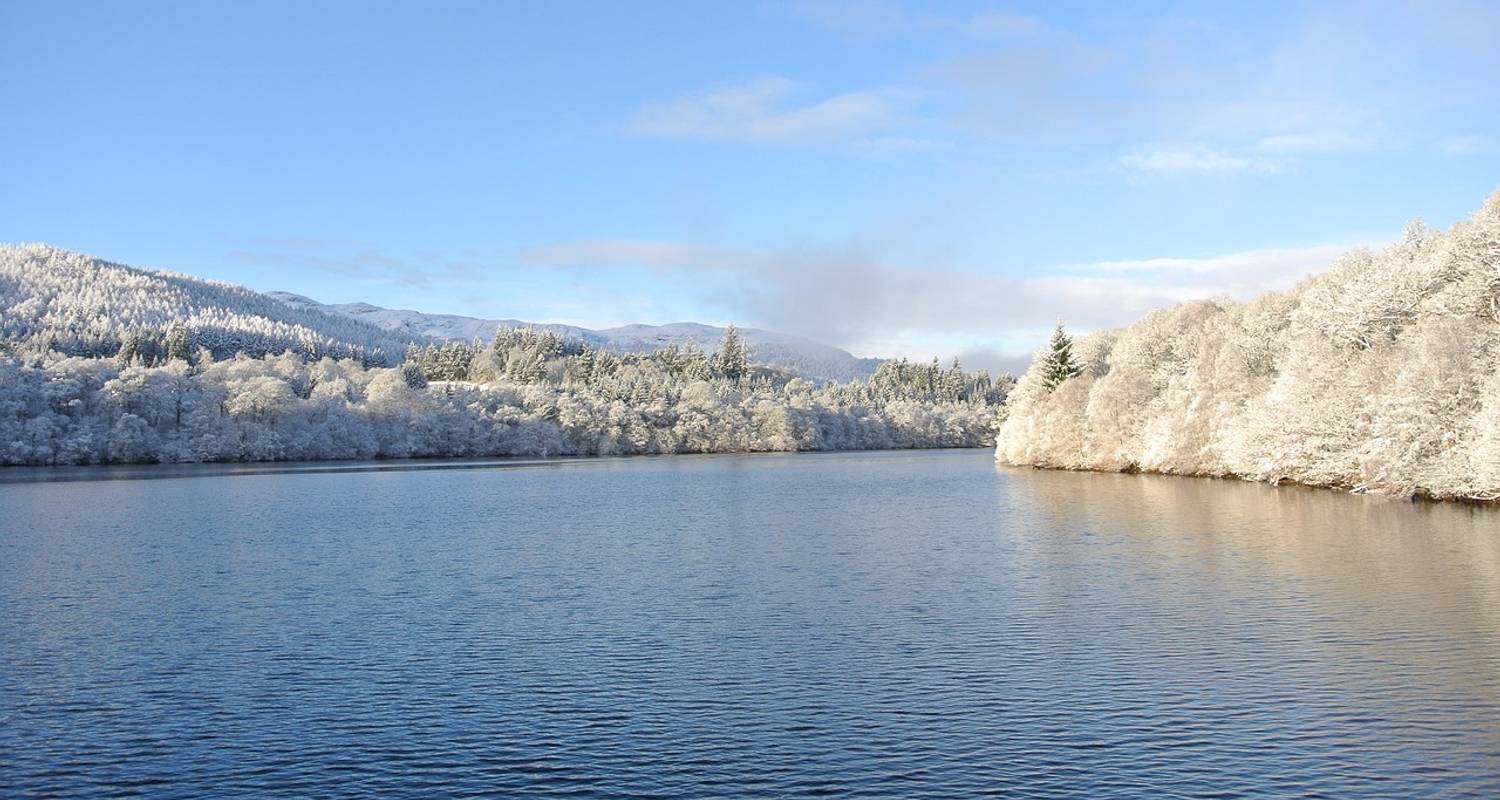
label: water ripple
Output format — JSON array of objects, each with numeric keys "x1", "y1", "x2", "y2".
[{"x1": 2, "y1": 450, "x2": 1499, "y2": 797}]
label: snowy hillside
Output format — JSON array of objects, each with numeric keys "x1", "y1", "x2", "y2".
[
  {"x1": 269, "y1": 293, "x2": 882, "y2": 382},
  {"x1": 996, "y1": 190, "x2": 1500, "y2": 501},
  {"x1": 0, "y1": 245, "x2": 412, "y2": 364},
  {"x1": 0, "y1": 245, "x2": 877, "y2": 380}
]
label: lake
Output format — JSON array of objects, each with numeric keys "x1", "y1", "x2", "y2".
[{"x1": 3, "y1": 449, "x2": 1499, "y2": 797}]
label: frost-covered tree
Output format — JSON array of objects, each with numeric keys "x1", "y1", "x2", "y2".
[
  {"x1": 0, "y1": 244, "x2": 412, "y2": 365},
  {"x1": 400, "y1": 362, "x2": 429, "y2": 390},
  {"x1": 0, "y1": 332, "x2": 1011, "y2": 466},
  {"x1": 714, "y1": 324, "x2": 748, "y2": 383},
  {"x1": 997, "y1": 188, "x2": 1500, "y2": 502},
  {"x1": 165, "y1": 323, "x2": 192, "y2": 363},
  {"x1": 0, "y1": 245, "x2": 1020, "y2": 465}
]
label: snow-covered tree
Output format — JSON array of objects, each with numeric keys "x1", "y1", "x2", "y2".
[
  {"x1": 0, "y1": 245, "x2": 1019, "y2": 465},
  {"x1": 714, "y1": 324, "x2": 748, "y2": 383},
  {"x1": 0, "y1": 244, "x2": 412, "y2": 365},
  {"x1": 1039, "y1": 322, "x2": 1084, "y2": 391},
  {"x1": 997, "y1": 188, "x2": 1500, "y2": 502}
]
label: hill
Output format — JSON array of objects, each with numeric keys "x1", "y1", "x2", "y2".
[
  {"x1": 0, "y1": 244, "x2": 411, "y2": 364},
  {"x1": 996, "y1": 190, "x2": 1500, "y2": 501},
  {"x1": 0, "y1": 244, "x2": 881, "y2": 381}
]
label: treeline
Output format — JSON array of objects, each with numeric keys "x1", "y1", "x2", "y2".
[
  {"x1": 0, "y1": 325, "x2": 1010, "y2": 465},
  {"x1": 997, "y1": 190, "x2": 1500, "y2": 502},
  {"x1": 403, "y1": 327, "x2": 1009, "y2": 406}
]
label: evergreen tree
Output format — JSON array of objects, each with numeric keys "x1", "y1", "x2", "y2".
[
  {"x1": 165, "y1": 324, "x2": 193, "y2": 363},
  {"x1": 1040, "y1": 322, "x2": 1083, "y2": 390},
  {"x1": 400, "y1": 362, "x2": 428, "y2": 390},
  {"x1": 681, "y1": 343, "x2": 712, "y2": 380},
  {"x1": 115, "y1": 330, "x2": 142, "y2": 368},
  {"x1": 715, "y1": 324, "x2": 747, "y2": 382},
  {"x1": 655, "y1": 345, "x2": 683, "y2": 376},
  {"x1": 943, "y1": 358, "x2": 967, "y2": 401}
]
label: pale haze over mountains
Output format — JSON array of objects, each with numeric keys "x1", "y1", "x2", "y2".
[{"x1": 268, "y1": 291, "x2": 886, "y2": 382}]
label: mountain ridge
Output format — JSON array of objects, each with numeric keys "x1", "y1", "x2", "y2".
[
  {"x1": 267, "y1": 291, "x2": 884, "y2": 382},
  {"x1": 0, "y1": 244, "x2": 882, "y2": 382},
  {"x1": 0, "y1": 244, "x2": 413, "y2": 365}
]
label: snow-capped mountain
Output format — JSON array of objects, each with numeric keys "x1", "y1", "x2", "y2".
[{"x1": 268, "y1": 292, "x2": 882, "y2": 382}]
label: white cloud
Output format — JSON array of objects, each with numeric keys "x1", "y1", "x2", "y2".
[
  {"x1": 1437, "y1": 134, "x2": 1499, "y2": 156},
  {"x1": 522, "y1": 240, "x2": 728, "y2": 271},
  {"x1": 522, "y1": 236, "x2": 1357, "y2": 356},
  {"x1": 630, "y1": 77, "x2": 918, "y2": 146},
  {"x1": 1119, "y1": 132, "x2": 1380, "y2": 178},
  {"x1": 789, "y1": 1, "x2": 1497, "y2": 177},
  {"x1": 1084, "y1": 243, "x2": 1357, "y2": 296},
  {"x1": 850, "y1": 136, "x2": 951, "y2": 154},
  {"x1": 1119, "y1": 144, "x2": 1282, "y2": 176},
  {"x1": 787, "y1": 0, "x2": 919, "y2": 38},
  {"x1": 1255, "y1": 131, "x2": 1375, "y2": 154},
  {"x1": 966, "y1": 10, "x2": 1046, "y2": 38},
  {"x1": 788, "y1": 1, "x2": 1043, "y2": 40},
  {"x1": 1118, "y1": 131, "x2": 1375, "y2": 177},
  {"x1": 228, "y1": 245, "x2": 485, "y2": 288}
]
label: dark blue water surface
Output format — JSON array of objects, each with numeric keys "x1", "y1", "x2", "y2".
[{"x1": 3, "y1": 450, "x2": 1499, "y2": 798}]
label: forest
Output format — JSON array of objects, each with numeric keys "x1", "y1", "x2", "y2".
[
  {"x1": 0, "y1": 246, "x2": 1009, "y2": 464},
  {"x1": 997, "y1": 191, "x2": 1500, "y2": 502}
]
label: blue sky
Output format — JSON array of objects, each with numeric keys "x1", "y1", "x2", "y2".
[{"x1": 3, "y1": 0, "x2": 1498, "y2": 370}]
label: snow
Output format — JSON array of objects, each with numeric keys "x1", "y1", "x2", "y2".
[
  {"x1": 1, "y1": 245, "x2": 413, "y2": 365},
  {"x1": 0, "y1": 353, "x2": 1002, "y2": 465},
  {"x1": 0, "y1": 247, "x2": 1009, "y2": 465},
  {"x1": 267, "y1": 293, "x2": 882, "y2": 383},
  {"x1": 996, "y1": 190, "x2": 1500, "y2": 501}
]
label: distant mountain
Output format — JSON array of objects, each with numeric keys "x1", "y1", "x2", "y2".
[
  {"x1": 0, "y1": 244, "x2": 881, "y2": 382},
  {"x1": 268, "y1": 293, "x2": 883, "y2": 382},
  {"x1": 0, "y1": 245, "x2": 412, "y2": 364}
]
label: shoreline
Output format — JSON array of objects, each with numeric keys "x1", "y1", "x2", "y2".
[
  {"x1": 994, "y1": 457, "x2": 1500, "y2": 507},
  {"x1": 0, "y1": 445, "x2": 994, "y2": 484}
]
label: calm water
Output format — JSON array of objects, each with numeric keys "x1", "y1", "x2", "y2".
[{"x1": 3, "y1": 450, "x2": 1499, "y2": 798}]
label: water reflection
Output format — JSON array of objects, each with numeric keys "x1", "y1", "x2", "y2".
[
  {"x1": 999, "y1": 465, "x2": 1500, "y2": 779},
  {"x1": 1, "y1": 452, "x2": 1497, "y2": 798},
  {"x1": 1002, "y1": 465, "x2": 1500, "y2": 631}
]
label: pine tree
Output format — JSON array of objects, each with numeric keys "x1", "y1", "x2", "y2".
[
  {"x1": 1040, "y1": 322, "x2": 1083, "y2": 391},
  {"x1": 681, "y1": 343, "x2": 712, "y2": 380},
  {"x1": 400, "y1": 362, "x2": 428, "y2": 389},
  {"x1": 115, "y1": 330, "x2": 142, "y2": 368},
  {"x1": 944, "y1": 357, "x2": 967, "y2": 401},
  {"x1": 715, "y1": 324, "x2": 747, "y2": 383},
  {"x1": 656, "y1": 344, "x2": 683, "y2": 376},
  {"x1": 165, "y1": 324, "x2": 192, "y2": 363}
]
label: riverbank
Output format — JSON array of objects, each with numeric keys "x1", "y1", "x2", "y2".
[
  {"x1": 0, "y1": 445, "x2": 992, "y2": 482},
  {"x1": 994, "y1": 456, "x2": 1500, "y2": 505}
]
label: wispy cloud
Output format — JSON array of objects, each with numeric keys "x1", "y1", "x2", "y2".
[
  {"x1": 1085, "y1": 244, "x2": 1358, "y2": 296},
  {"x1": 1436, "y1": 134, "x2": 1499, "y2": 156},
  {"x1": 1119, "y1": 144, "x2": 1282, "y2": 176},
  {"x1": 851, "y1": 136, "x2": 951, "y2": 154},
  {"x1": 788, "y1": 0, "x2": 1044, "y2": 40},
  {"x1": 522, "y1": 236, "x2": 1356, "y2": 353},
  {"x1": 228, "y1": 243, "x2": 483, "y2": 288},
  {"x1": 630, "y1": 77, "x2": 924, "y2": 147},
  {"x1": 787, "y1": 0, "x2": 925, "y2": 38},
  {"x1": 783, "y1": 1, "x2": 1498, "y2": 175},
  {"x1": 1255, "y1": 131, "x2": 1375, "y2": 154},
  {"x1": 1120, "y1": 131, "x2": 1376, "y2": 177}
]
